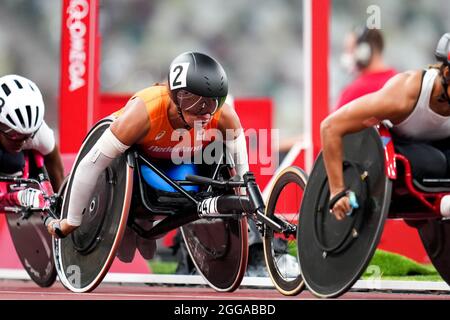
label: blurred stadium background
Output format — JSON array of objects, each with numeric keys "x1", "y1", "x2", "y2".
[{"x1": 0, "y1": 0, "x2": 449, "y2": 143}]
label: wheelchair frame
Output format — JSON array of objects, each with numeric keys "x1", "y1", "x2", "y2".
[
  {"x1": 125, "y1": 144, "x2": 294, "y2": 242},
  {"x1": 378, "y1": 125, "x2": 448, "y2": 220}
]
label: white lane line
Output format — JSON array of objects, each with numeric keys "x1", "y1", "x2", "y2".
[
  {"x1": 1, "y1": 269, "x2": 450, "y2": 293},
  {"x1": 0, "y1": 289, "x2": 286, "y2": 300},
  {"x1": 354, "y1": 279, "x2": 450, "y2": 292}
]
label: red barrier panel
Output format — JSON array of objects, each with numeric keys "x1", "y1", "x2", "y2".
[
  {"x1": 234, "y1": 98, "x2": 274, "y2": 189},
  {"x1": 0, "y1": 216, "x2": 23, "y2": 269},
  {"x1": 59, "y1": 0, "x2": 101, "y2": 154},
  {"x1": 379, "y1": 221, "x2": 429, "y2": 263},
  {"x1": 310, "y1": 0, "x2": 330, "y2": 158}
]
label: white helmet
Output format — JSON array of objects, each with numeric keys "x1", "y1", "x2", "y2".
[{"x1": 0, "y1": 74, "x2": 45, "y2": 135}]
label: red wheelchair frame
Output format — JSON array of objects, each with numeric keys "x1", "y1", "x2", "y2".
[
  {"x1": 0, "y1": 151, "x2": 57, "y2": 218},
  {"x1": 0, "y1": 150, "x2": 59, "y2": 288},
  {"x1": 380, "y1": 125, "x2": 450, "y2": 285},
  {"x1": 379, "y1": 125, "x2": 446, "y2": 220}
]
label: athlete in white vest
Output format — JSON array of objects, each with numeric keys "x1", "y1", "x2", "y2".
[{"x1": 322, "y1": 33, "x2": 450, "y2": 220}]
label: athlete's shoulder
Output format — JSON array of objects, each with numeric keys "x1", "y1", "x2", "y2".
[
  {"x1": 217, "y1": 103, "x2": 241, "y2": 132},
  {"x1": 218, "y1": 102, "x2": 235, "y2": 117},
  {"x1": 366, "y1": 70, "x2": 423, "y2": 116},
  {"x1": 388, "y1": 69, "x2": 422, "y2": 85},
  {"x1": 22, "y1": 121, "x2": 55, "y2": 155},
  {"x1": 383, "y1": 70, "x2": 423, "y2": 99},
  {"x1": 133, "y1": 84, "x2": 170, "y2": 104}
]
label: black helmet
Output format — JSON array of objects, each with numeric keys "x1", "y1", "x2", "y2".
[
  {"x1": 435, "y1": 33, "x2": 450, "y2": 65},
  {"x1": 168, "y1": 52, "x2": 228, "y2": 108}
]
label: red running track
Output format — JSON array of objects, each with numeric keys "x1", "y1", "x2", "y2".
[{"x1": 0, "y1": 280, "x2": 449, "y2": 300}]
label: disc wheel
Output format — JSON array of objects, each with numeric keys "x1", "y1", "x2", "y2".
[{"x1": 53, "y1": 119, "x2": 133, "y2": 293}]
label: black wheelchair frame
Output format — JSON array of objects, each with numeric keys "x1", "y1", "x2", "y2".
[{"x1": 127, "y1": 149, "x2": 291, "y2": 241}]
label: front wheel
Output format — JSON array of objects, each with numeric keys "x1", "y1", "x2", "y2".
[
  {"x1": 181, "y1": 163, "x2": 248, "y2": 292},
  {"x1": 263, "y1": 166, "x2": 307, "y2": 296}
]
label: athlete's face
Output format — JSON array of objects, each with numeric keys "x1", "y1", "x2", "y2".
[
  {"x1": 177, "y1": 90, "x2": 220, "y2": 127},
  {"x1": 0, "y1": 124, "x2": 32, "y2": 153},
  {"x1": 440, "y1": 66, "x2": 450, "y2": 106}
]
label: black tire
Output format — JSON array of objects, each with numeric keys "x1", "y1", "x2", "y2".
[{"x1": 263, "y1": 166, "x2": 306, "y2": 296}]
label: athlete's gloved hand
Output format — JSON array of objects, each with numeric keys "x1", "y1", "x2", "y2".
[
  {"x1": 329, "y1": 190, "x2": 359, "y2": 221},
  {"x1": 46, "y1": 218, "x2": 78, "y2": 238},
  {"x1": 16, "y1": 188, "x2": 45, "y2": 209}
]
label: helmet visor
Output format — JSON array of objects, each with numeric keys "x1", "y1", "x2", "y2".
[{"x1": 178, "y1": 91, "x2": 220, "y2": 116}]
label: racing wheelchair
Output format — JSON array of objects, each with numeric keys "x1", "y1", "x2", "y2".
[
  {"x1": 0, "y1": 151, "x2": 63, "y2": 288},
  {"x1": 295, "y1": 124, "x2": 450, "y2": 298},
  {"x1": 51, "y1": 117, "x2": 305, "y2": 294}
]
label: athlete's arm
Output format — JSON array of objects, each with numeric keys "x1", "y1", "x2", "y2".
[
  {"x1": 217, "y1": 103, "x2": 249, "y2": 179},
  {"x1": 23, "y1": 121, "x2": 65, "y2": 190},
  {"x1": 321, "y1": 71, "x2": 422, "y2": 220},
  {"x1": 48, "y1": 97, "x2": 150, "y2": 236},
  {"x1": 44, "y1": 144, "x2": 65, "y2": 191}
]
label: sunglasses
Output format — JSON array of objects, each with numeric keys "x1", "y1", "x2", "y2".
[
  {"x1": 182, "y1": 97, "x2": 219, "y2": 116},
  {"x1": 0, "y1": 128, "x2": 33, "y2": 142},
  {"x1": 178, "y1": 90, "x2": 223, "y2": 116},
  {"x1": 185, "y1": 99, "x2": 219, "y2": 116}
]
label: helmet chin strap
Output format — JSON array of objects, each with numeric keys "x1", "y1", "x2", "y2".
[{"x1": 176, "y1": 106, "x2": 191, "y2": 130}]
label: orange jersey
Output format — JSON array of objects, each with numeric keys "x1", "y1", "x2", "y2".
[{"x1": 113, "y1": 85, "x2": 223, "y2": 160}]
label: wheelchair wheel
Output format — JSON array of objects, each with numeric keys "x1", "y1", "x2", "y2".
[
  {"x1": 181, "y1": 165, "x2": 248, "y2": 292},
  {"x1": 298, "y1": 127, "x2": 392, "y2": 298},
  {"x1": 263, "y1": 166, "x2": 306, "y2": 296},
  {"x1": 5, "y1": 153, "x2": 58, "y2": 288},
  {"x1": 6, "y1": 213, "x2": 57, "y2": 287},
  {"x1": 53, "y1": 118, "x2": 133, "y2": 293}
]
